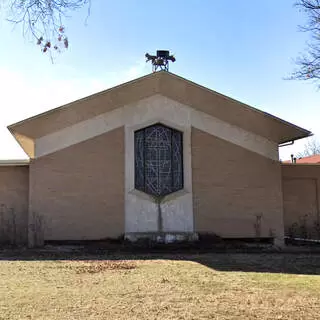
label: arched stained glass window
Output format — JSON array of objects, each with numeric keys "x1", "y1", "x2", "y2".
[{"x1": 134, "y1": 123, "x2": 183, "y2": 197}]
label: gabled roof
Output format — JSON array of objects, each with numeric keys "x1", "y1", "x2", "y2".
[{"x1": 8, "y1": 71, "x2": 311, "y2": 158}]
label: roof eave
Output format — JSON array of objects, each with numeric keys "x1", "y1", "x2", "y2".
[
  {"x1": 6, "y1": 71, "x2": 312, "y2": 148},
  {"x1": 278, "y1": 130, "x2": 313, "y2": 145}
]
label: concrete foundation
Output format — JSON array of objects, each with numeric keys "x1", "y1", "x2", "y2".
[{"x1": 125, "y1": 232, "x2": 199, "y2": 244}]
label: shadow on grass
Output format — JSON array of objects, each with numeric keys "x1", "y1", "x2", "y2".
[
  {"x1": 1, "y1": 240, "x2": 320, "y2": 275},
  {"x1": 195, "y1": 253, "x2": 320, "y2": 275}
]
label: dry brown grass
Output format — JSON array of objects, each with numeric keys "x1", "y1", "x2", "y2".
[{"x1": 0, "y1": 253, "x2": 319, "y2": 319}]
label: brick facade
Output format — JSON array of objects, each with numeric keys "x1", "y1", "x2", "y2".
[
  {"x1": 282, "y1": 164, "x2": 320, "y2": 239},
  {"x1": 0, "y1": 166, "x2": 29, "y2": 244},
  {"x1": 2, "y1": 72, "x2": 313, "y2": 245},
  {"x1": 192, "y1": 128, "x2": 284, "y2": 239},
  {"x1": 28, "y1": 127, "x2": 125, "y2": 242}
]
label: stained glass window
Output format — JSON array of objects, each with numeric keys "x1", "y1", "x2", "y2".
[{"x1": 134, "y1": 123, "x2": 183, "y2": 197}]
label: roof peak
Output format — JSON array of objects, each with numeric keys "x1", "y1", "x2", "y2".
[{"x1": 7, "y1": 71, "x2": 311, "y2": 158}]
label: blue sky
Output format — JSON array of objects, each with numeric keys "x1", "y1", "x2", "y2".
[{"x1": 0, "y1": 0, "x2": 318, "y2": 160}]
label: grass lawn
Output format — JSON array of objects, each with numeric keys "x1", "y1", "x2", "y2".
[{"x1": 0, "y1": 251, "x2": 320, "y2": 319}]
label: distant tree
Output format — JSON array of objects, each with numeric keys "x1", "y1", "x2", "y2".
[
  {"x1": 296, "y1": 137, "x2": 320, "y2": 157},
  {"x1": 291, "y1": 1, "x2": 320, "y2": 85},
  {"x1": 2, "y1": 0, "x2": 90, "y2": 56}
]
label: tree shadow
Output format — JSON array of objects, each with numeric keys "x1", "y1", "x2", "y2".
[{"x1": 0, "y1": 242, "x2": 320, "y2": 275}]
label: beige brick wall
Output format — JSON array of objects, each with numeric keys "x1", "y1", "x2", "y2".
[
  {"x1": 0, "y1": 166, "x2": 29, "y2": 244},
  {"x1": 192, "y1": 128, "x2": 284, "y2": 238},
  {"x1": 29, "y1": 127, "x2": 125, "y2": 241},
  {"x1": 282, "y1": 164, "x2": 320, "y2": 239}
]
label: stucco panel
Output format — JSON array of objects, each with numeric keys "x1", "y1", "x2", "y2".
[
  {"x1": 192, "y1": 128, "x2": 284, "y2": 238},
  {"x1": 35, "y1": 94, "x2": 278, "y2": 160},
  {"x1": 0, "y1": 166, "x2": 29, "y2": 243},
  {"x1": 29, "y1": 127, "x2": 124, "y2": 241},
  {"x1": 124, "y1": 96, "x2": 194, "y2": 234}
]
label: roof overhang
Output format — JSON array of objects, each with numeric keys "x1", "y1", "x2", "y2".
[{"x1": 8, "y1": 71, "x2": 311, "y2": 158}]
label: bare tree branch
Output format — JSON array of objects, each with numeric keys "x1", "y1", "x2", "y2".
[
  {"x1": 290, "y1": 1, "x2": 320, "y2": 86},
  {"x1": 296, "y1": 137, "x2": 320, "y2": 157},
  {"x1": 2, "y1": 0, "x2": 91, "y2": 57}
]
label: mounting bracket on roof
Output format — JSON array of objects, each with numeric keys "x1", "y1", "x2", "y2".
[{"x1": 145, "y1": 50, "x2": 176, "y2": 72}]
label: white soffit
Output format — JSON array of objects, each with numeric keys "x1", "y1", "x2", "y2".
[{"x1": 35, "y1": 94, "x2": 278, "y2": 160}]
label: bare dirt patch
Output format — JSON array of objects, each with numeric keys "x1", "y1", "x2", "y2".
[{"x1": 63, "y1": 260, "x2": 137, "y2": 274}]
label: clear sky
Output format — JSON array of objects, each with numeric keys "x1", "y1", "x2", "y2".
[{"x1": 0, "y1": 0, "x2": 318, "y2": 160}]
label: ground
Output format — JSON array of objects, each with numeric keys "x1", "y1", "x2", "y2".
[{"x1": 0, "y1": 249, "x2": 320, "y2": 320}]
